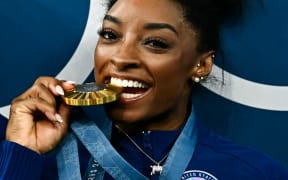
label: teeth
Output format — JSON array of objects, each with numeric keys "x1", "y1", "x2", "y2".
[
  {"x1": 110, "y1": 77, "x2": 147, "y2": 88},
  {"x1": 121, "y1": 93, "x2": 142, "y2": 99}
]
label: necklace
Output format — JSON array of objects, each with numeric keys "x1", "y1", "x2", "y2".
[{"x1": 115, "y1": 125, "x2": 170, "y2": 176}]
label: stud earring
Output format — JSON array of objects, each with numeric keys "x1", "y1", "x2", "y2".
[
  {"x1": 211, "y1": 54, "x2": 216, "y2": 59},
  {"x1": 196, "y1": 63, "x2": 200, "y2": 67},
  {"x1": 200, "y1": 77, "x2": 204, "y2": 80},
  {"x1": 194, "y1": 77, "x2": 200, "y2": 83}
]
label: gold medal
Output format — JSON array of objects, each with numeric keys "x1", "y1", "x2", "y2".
[{"x1": 62, "y1": 83, "x2": 122, "y2": 106}]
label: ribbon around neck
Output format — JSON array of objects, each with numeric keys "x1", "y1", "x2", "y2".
[{"x1": 56, "y1": 106, "x2": 198, "y2": 179}]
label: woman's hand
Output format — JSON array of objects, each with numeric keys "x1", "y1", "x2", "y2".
[{"x1": 6, "y1": 76, "x2": 75, "y2": 154}]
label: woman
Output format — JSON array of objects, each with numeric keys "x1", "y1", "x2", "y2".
[{"x1": 1, "y1": 0, "x2": 288, "y2": 179}]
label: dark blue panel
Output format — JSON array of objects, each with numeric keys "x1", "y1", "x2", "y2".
[
  {"x1": 217, "y1": 0, "x2": 288, "y2": 85},
  {"x1": 0, "y1": 0, "x2": 89, "y2": 105}
]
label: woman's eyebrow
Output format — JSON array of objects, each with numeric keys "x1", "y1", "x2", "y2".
[
  {"x1": 144, "y1": 23, "x2": 178, "y2": 36},
  {"x1": 103, "y1": 14, "x2": 178, "y2": 36},
  {"x1": 104, "y1": 14, "x2": 122, "y2": 24}
]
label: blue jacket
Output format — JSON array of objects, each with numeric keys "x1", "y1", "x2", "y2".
[{"x1": 1, "y1": 110, "x2": 288, "y2": 180}]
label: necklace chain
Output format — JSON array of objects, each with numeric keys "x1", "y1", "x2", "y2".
[{"x1": 115, "y1": 125, "x2": 170, "y2": 175}]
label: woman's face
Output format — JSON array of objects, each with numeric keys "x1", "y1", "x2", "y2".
[{"x1": 94, "y1": 0, "x2": 203, "y2": 130}]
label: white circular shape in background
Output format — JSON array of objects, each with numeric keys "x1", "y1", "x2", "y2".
[{"x1": 202, "y1": 65, "x2": 288, "y2": 111}]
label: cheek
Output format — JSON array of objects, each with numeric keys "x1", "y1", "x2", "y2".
[
  {"x1": 152, "y1": 56, "x2": 189, "y2": 83},
  {"x1": 94, "y1": 46, "x2": 105, "y2": 68},
  {"x1": 152, "y1": 56, "x2": 192, "y2": 96},
  {"x1": 94, "y1": 46, "x2": 111, "y2": 67},
  {"x1": 94, "y1": 46, "x2": 110, "y2": 77}
]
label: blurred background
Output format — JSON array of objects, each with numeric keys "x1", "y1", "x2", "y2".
[{"x1": 0, "y1": 0, "x2": 287, "y2": 168}]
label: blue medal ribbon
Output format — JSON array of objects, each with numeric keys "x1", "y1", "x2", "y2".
[{"x1": 56, "y1": 106, "x2": 197, "y2": 179}]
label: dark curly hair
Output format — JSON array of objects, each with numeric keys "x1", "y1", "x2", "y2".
[{"x1": 105, "y1": 0, "x2": 242, "y2": 54}]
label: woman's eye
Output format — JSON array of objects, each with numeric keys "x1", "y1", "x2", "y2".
[
  {"x1": 144, "y1": 38, "x2": 170, "y2": 49},
  {"x1": 98, "y1": 28, "x2": 118, "y2": 41}
]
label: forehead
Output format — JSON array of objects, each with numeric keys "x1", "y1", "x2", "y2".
[{"x1": 107, "y1": 0, "x2": 184, "y2": 27}]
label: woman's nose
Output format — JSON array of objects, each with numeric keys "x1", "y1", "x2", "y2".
[
  {"x1": 110, "y1": 56, "x2": 140, "y2": 70},
  {"x1": 110, "y1": 41, "x2": 141, "y2": 70}
]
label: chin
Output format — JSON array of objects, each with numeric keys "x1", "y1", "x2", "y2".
[{"x1": 105, "y1": 108, "x2": 141, "y2": 124}]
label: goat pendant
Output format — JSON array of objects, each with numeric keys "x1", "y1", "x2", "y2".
[{"x1": 150, "y1": 164, "x2": 163, "y2": 175}]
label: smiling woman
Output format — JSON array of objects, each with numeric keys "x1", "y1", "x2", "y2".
[
  {"x1": 95, "y1": 0, "x2": 202, "y2": 128},
  {"x1": 0, "y1": 0, "x2": 288, "y2": 180}
]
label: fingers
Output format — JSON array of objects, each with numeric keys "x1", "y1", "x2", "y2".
[
  {"x1": 34, "y1": 77, "x2": 75, "y2": 96},
  {"x1": 10, "y1": 97, "x2": 58, "y2": 122},
  {"x1": 61, "y1": 80, "x2": 76, "y2": 91},
  {"x1": 16, "y1": 83, "x2": 57, "y2": 109},
  {"x1": 49, "y1": 80, "x2": 76, "y2": 96},
  {"x1": 15, "y1": 77, "x2": 75, "y2": 106},
  {"x1": 7, "y1": 76, "x2": 76, "y2": 154},
  {"x1": 8, "y1": 90, "x2": 69, "y2": 152},
  {"x1": 7, "y1": 98, "x2": 60, "y2": 150},
  {"x1": 10, "y1": 76, "x2": 76, "y2": 124},
  {"x1": 58, "y1": 103, "x2": 71, "y2": 122}
]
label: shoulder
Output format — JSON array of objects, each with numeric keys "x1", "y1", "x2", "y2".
[{"x1": 190, "y1": 123, "x2": 288, "y2": 179}]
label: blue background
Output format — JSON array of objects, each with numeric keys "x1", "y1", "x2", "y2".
[{"x1": 0, "y1": 0, "x2": 287, "y2": 168}]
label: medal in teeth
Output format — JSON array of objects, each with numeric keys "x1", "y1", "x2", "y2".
[{"x1": 62, "y1": 82, "x2": 122, "y2": 106}]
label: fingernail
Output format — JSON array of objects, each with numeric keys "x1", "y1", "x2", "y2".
[
  {"x1": 55, "y1": 85, "x2": 64, "y2": 95},
  {"x1": 45, "y1": 111, "x2": 56, "y2": 121},
  {"x1": 65, "y1": 80, "x2": 76, "y2": 85},
  {"x1": 55, "y1": 113, "x2": 63, "y2": 123}
]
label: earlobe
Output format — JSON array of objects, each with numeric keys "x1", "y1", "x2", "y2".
[{"x1": 190, "y1": 51, "x2": 215, "y2": 83}]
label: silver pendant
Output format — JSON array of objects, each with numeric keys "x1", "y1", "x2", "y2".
[{"x1": 150, "y1": 164, "x2": 163, "y2": 175}]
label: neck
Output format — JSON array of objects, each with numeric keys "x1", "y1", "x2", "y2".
[{"x1": 115, "y1": 104, "x2": 192, "y2": 134}]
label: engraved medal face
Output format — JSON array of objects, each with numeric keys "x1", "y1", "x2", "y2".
[{"x1": 62, "y1": 83, "x2": 122, "y2": 106}]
